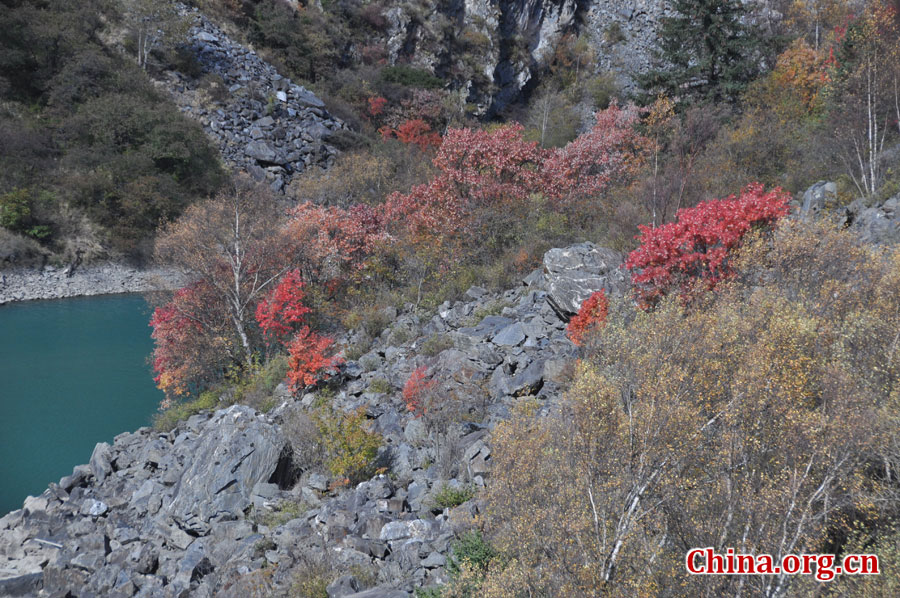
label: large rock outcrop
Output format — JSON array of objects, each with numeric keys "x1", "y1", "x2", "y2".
[
  {"x1": 379, "y1": 0, "x2": 678, "y2": 116},
  {"x1": 542, "y1": 242, "x2": 628, "y2": 318}
]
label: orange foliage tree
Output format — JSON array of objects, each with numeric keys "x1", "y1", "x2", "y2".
[
  {"x1": 402, "y1": 365, "x2": 437, "y2": 417},
  {"x1": 566, "y1": 290, "x2": 609, "y2": 346},
  {"x1": 285, "y1": 326, "x2": 342, "y2": 391}
]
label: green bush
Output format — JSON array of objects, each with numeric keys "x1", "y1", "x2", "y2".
[
  {"x1": 429, "y1": 484, "x2": 476, "y2": 510},
  {"x1": 344, "y1": 305, "x2": 393, "y2": 338},
  {"x1": 432, "y1": 530, "x2": 499, "y2": 598},
  {"x1": 0, "y1": 189, "x2": 32, "y2": 231},
  {"x1": 344, "y1": 338, "x2": 373, "y2": 362},
  {"x1": 388, "y1": 325, "x2": 412, "y2": 345},
  {"x1": 368, "y1": 378, "x2": 392, "y2": 394},
  {"x1": 236, "y1": 355, "x2": 289, "y2": 411},
  {"x1": 447, "y1": 530, "x2": 497, "y2": 578},
  {"x1": 0, "y1": 188, "x2": 52, "y2": 240},
  {"x1": 421, "y1": 333, "x2": 454, "y2": 357},
  {"x1": 380, "y1": 65, "x2": 444, "y2": 89},
  {"x1": 152, "y1": 389, "x2": 220, "y2": 431},
  {"x1": 250, "y1": 499, "x2": 307, "y2": 528},
  {"x1": 313, "y1": 406, "x2": 382, "y2": 484}
]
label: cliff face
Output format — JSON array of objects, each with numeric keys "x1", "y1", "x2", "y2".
[{"x1": 381, "y1": 0, "x2": 672, "y2": 115}]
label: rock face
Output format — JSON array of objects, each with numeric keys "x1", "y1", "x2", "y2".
[
  {"x1": 160, "y1": 7, "x2": 344, "y2": 192},
  {"x1": 801, "y1": 181, "x2": 838, "y2": 217},
  {"x1": 165, "y1": 406, "x2": 286, "y2": 532},
  {"x1": 543, "y1": 242, "x2": 627, "y2": 318},
  {"x1": 394, "y1": 0, "x2": 794, "y2": 117},
  {"x1": 848, "y1": 195, "x2": 900, "y2": 245},
  {"x1": 378, "y1": 1, "x2": 775, "y2": 116},
  {"x1": 798, "y1": 181, "x2": 900, "y2": 245},
  {"x1": 584, "y1": 0, "x2": 674, "y2": 88}
]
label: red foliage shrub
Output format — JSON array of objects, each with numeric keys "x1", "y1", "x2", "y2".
[
  {"x1": 367, "y1": 96, "x2": 388, "y2": 118},
  {"x1": 384, "y1": 106, "x2": 647, "y2": 246},
  {"x1": 625, "y1": 183, "x2": 791, "y2": 307},
  {"x1": 566, "y1": 290, "x2": 609, "y2": 346},
  {"x1": 287, "y1": 202, "x2": 387, "y2": 284},
  {"x1": 150, "y1": 281, "x2": 229, "y2": 402},
  {"x1": 544, "y1": 103, "x2": 648, "y2": 205},
  {"x1": 393, "y1": 119, "x2": 442, "y2": 149},
  {"x1": 286, "y1": 327, "x2": 342, "y2": 391},
  {"x1": 255, "y1": 269, "x2": 311, "y2": 345},
  {"x1": 402, "y1": 365, "x2": 436, "y2": 417},
  {"x1": 384, "y1": 123, "x2": 543, "y2": 246}
]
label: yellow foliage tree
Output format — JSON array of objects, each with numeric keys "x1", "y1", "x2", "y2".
[{"x1": 482, "y1": 219, "x2": 900, "y2": 597}]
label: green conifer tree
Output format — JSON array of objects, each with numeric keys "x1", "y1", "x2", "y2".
[{"x1": 640, "y1": 0, "x2": 764, "y2": 105}]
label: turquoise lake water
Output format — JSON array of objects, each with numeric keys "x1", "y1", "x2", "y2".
[{"x1": 0, "y1": 294, "x2": 163, "y2": 515}]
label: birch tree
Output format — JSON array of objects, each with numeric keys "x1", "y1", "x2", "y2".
[
  {"x1": 122, "y1": 0, "x2": 187, "y2": 70},
  {"x1": 829, "y1": 1, "x2": 900, "y2": 197},
  {"x1": 154, "y1": 175, "x2": 291, "y2": 368}
]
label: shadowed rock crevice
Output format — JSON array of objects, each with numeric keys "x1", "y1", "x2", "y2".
[{"x1": 267, "y1": 445, "x2": 301, "y2": 491}]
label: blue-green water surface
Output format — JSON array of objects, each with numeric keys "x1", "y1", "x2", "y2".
[{"x1": 0, "y1": 294, "x2": 162, "y2": 514}]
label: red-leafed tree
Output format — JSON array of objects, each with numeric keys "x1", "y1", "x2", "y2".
[
  {"x1": 149, "y1": 281, "x2": 234, "y2": 403},
  {"x1": 402, "y1": 365, "x2": 437, "y2": 417},
  {"x1": 543, "y1": 103, "x2": 648, "y2": 208},
  {"x1": 256, "y1": 269, "x2": 341, "y2": 391},
  {"x1": 255, "y1": 269, "x2": 311, "y2": 345},
  {"x1": 566, "y1": 290, "x2": 609, "y2": 346},
  {"x1": 381, "y1": 119, "x2": 443, "y2": 150},
  {"x1": 367, "y1": 96, "x2": 387, "y2": 118},
  {"x1": 286, "y1": 326, "x2": 342, "y2": 391},
  {"x1": 625, "y1": 183, "x2": 791, "y2": 307},
  {"x1": 286, "y1": 202, "x2": 387, "y2": 287},
  {"x1": 154, "y1": 176, "x2": 291, "y2": 367}
]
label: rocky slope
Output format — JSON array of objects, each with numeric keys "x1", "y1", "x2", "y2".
[
  {"x1": 158, "y1": 6, "x2": 345, "y2": 192},
  {"x1": 0, "y1": 243, "x2": 625, "y2": 598},
  {"x1": 3, "y1": 184, "x2": 897, "y2": 597}
]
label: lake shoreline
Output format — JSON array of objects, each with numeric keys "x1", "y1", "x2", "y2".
[{"x1": 0, "y1": 262, "x2": 187, "y2": 305}]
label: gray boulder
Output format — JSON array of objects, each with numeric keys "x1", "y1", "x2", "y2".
[
  {"x1": 166, "y1": 405, "x2": 286, "y2": 528},
  {"x1": 543, "y1": 242, "x2": 627, "y2": 318},
  {"x1": 852, "y1": 199, "x2": 900, "y2": 245},
  {"x1": 492, "y1": 322, "x2": 525, "y2": 347},
  {"x1": 294, "y1": 88, "x2": 327, "y2": 109},
  {"x1": 245, "y1": 140, "x2": 283, "y2": 164},
  {"x1": 327, "y1": 574, "x2": 361, "y2": 597},
  {"x1": 801, "y1": 181, "x2": 837, "y2": 217}
]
